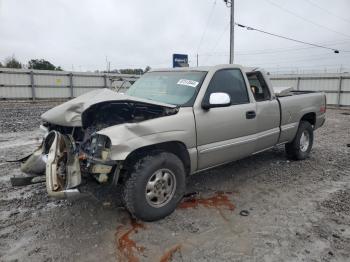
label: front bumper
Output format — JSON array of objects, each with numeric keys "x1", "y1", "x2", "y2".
[{"x1": 19, "y1": 130, "x2": 117, "y2": 199}]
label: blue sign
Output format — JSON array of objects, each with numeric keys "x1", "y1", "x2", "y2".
[{"x1": 173, "y1": 54, "x2": 189, "y2": 68}]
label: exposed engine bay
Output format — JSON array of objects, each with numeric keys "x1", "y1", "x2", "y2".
[
  {"x1": 19, "y1": 99, "x2": 178, "y2": 198},
  {"x1": 81, "y1": 101, "x2": 178, "y2": 129}
]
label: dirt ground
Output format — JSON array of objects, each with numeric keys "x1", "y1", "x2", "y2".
[{"x1": 0, "y1": 101, "x2": 349, "y2": 262}]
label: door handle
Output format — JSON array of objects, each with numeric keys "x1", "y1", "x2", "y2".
[{"x1": 246, "y1": 111, "x2": 256, "y2": 119}]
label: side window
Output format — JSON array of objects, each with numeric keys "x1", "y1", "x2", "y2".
[
  {"x1": 205, "y1": 69, "x2": 249, "y2": 105},
  {"x1": 247, "y1": 73, "x2": 271, "y2": 102}
]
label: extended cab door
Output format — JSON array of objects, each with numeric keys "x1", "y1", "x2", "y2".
[
  {"x1": 247, "y1": 71, "x2": 280, "y2": 152},
  {"x1": 194, "y1": 68, "x2": 257, "y2": 170}
]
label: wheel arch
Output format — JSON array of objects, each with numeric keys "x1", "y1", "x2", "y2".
[
  {"x1": 300, "y1": 112, "x2": 316, "y2": 127},
  {"x1": 123, "y1": 141, "x2": 191, "y2": 176}
]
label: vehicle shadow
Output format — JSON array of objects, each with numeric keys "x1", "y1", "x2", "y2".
[{"x1": 186, "y1": 146, "x2": 287, "y2": 193}]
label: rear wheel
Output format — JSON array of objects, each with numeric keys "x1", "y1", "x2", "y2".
[
  {"x1": 285, "y1": 121, "x2": 314, "y2": 160},
  {"x1": 123, "y1": 152, "x2": 186, "y2": 221}
]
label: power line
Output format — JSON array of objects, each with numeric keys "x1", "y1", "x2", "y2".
[
  {"x1": 234, "y1": 39, "x2": 350, "y2": 53},
  {"x1": 199, "y1": 39, "x2": 350, "y2": 57},
  {"x1": 236, "y1": 23, "x2": 341, "y2": 53},
  {"x1": 264, "y1": 0, "x2": 350, "y2": 39},
  {"x1": 235, "y1": 40, "x2": 350, "y2": 55},
  {"x1": 202, "y1": 44, "x2": 350, "y2": 56},
  {"x1": 196, "y1": 0, "x2": 217, "y2": 53},
  {"x1": 202, "y1": 23, "x2": 230, "y2": 64},
  {"x1": 304, "y1": 0, "x2": 350, "y2": 25},
  {"x1": 200, "y1": 51, "x2": 350, "y2": 65},
  {"x1": 207, "y1": 23, "x2": 230, "y2": 53},
  {"x1": 239, "y1": 53, "x2": 350, "y2": 66}
]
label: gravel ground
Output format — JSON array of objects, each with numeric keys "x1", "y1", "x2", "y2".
[
  {"x1": 0, "y1": 101, "x2": 62, "y2": 133},
  {"x1": 0, "y1": 101, "x2": 349, "y2": 262}
]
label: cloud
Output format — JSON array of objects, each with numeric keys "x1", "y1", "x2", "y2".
[{"x1": 0, "y1": 0, "x2": 349, "y2": 72}]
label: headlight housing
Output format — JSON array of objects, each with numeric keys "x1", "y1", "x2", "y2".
[{"x1": 85, "y1": 134, "x2": 111, "y2": 160}]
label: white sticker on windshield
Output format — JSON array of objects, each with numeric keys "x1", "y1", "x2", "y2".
[{"x1": 177, "y1": 79, "x2": 199, "y2": 88}]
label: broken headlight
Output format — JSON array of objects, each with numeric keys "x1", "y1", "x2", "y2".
[{"x1": 85, "y1": 134, "x2": 111, "y2": 160}]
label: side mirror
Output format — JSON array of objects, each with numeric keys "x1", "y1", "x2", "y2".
[{"x1": 202, "y1": 92, "x2": 231, "y2": 109}]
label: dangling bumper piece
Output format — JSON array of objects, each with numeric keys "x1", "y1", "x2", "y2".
[{"x1": 45, "y1": 131, "x2": 82, "y2": 198}]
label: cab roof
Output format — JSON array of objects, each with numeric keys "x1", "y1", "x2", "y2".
[{"x1": 150, "y1": 64, "x2": 248, "y2": 73}]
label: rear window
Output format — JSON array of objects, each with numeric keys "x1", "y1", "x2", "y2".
[{"x1": 247, "y1": 73, "x2": 271, "y2": 101}]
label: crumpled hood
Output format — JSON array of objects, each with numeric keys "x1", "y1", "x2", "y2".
[{"x1": 41, "y1": 88, "x2": 176, "y2": 127}]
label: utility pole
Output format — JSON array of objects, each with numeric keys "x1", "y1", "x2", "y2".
[
  {"x1": 196, "y1": 54, "x2": 199, "y2": 67},
  {"x1": 224, "y1": 0, "x2": 234, "y2": 63},
  {"x1": 229, "y1": 0, "x2": 234, "y2": 64},
  {"x1": 105, "y1": 56, "x2": 110, "y2": 73}
]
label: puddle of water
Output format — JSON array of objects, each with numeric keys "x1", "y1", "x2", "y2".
[
  {"x1": 115, "y1": 220, "x2": 146, "y2": 262},
  {"x1": 159, "y1": 244, "x2": 181, "y2": 262}
]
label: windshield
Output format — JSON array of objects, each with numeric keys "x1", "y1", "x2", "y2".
[{"x1": 126, "y1": 71, "x2": 207, "y2": 106}]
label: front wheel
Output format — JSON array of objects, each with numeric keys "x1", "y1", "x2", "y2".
[
  {"x1": 123, "y1": 152, "x2": 186, "y2": 221},
  {"x1": 285, "y1": 121, "x2": 314, "y2": 160}
]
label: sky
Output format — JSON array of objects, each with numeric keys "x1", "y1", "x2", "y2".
[{"x1": 0, "y1": 0, "x2": 350, "y2": 73}]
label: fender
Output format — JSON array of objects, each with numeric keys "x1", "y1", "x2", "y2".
[{"x1": 96, "y1": 107, "x2": 197, "y2": 162}]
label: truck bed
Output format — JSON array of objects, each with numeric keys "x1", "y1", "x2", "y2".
[{"x1": 277, "y1": 91, "x2": 326, "y2": 144}]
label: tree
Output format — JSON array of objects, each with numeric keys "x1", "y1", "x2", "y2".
[
  {"x1": 4, "y1": 56, "x2": 22, "y2": 68},
  {"x1": 0, "y1": 62, "x2": 3, "y2": 68},
  {"x1": 144, "y1": 66, "x2": 151, "y2": 73},
  {"x1": 119, "y1": 68, "x2": 144, "y2": 75},
  {"x1": 28, "y1": 59, "x2": 63, "y2": 71}
]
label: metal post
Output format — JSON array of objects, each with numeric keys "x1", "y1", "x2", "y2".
[
  {"x1": 229, "y1": 0, "x2": 234, "y2": 64},
  {"x1": 69, "y1": 73, "x2": 74, "y2": 98},
  {"x1": 296, "y1": 77, "x2": 300, "y2": 91},
  {"x1": 337, "y1": 76, "x2": 342, "y2": 107},
  {"x1": 104, "y1": 74, "x2": 107, "y2": 88},
  {"x1": 30, "y1": 71, "x2": 36, "y2": 101}
]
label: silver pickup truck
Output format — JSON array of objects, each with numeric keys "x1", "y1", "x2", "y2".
[{"x1": 19, "y1": 64, "x2": 326, "y2": 221}]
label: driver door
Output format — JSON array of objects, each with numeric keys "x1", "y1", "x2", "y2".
[{"x1": 194, "y1": 69, "x2": 257, "y2": 170}]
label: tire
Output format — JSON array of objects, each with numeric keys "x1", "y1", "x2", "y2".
[
  {"x1": 123, "y1": 151, "x2": 186, "y2": 221},
  {"x1": 285, "y1": 121, "x2": 314, "y2": 160}
]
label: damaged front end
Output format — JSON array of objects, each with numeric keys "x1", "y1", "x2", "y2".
[
  {"x1": 18, "y1": 122, "x2": 120, "y2": 197},
  {"x1": 16, "y1": 90, "x2": 178, "y2": 199},
  {"x1": 18, "y1": 128, "x2": 117, "y2": 198}
]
